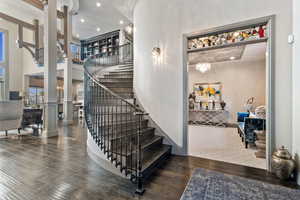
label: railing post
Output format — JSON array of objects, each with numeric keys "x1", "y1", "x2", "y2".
[{"x1": 135, "y1": 112, "x2": 145, "y2": 195}]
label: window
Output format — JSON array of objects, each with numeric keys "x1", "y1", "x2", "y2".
[
  {"x1": 70, "y1": 43, "x2": 82, "y2": 64},
  {"x1": 28, "y1": 87, "x2": 44, "y2": 105},
  {"x1": 0, "y1": 32, "x2": 4, "y2": 63},
  {"x1": 0, "y1": 30, "x2": 7, "y2": 101}
]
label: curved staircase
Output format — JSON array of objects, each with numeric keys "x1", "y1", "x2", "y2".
[{"x1": 84, "y1": 44, "x2": 171, "y2": 194}]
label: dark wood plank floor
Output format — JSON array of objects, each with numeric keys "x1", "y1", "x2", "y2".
[{"x1": 0, "y1": 120, "x2": 298, "y2": 200}]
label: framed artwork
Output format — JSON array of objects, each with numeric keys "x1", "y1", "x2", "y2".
[{"x1": 193, "y1": 82, "x2": 222, "y2": 103}]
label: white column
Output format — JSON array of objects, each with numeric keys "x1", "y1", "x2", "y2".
[
  {"x1": 43, "y1": 0, "x2": 58, "y2": 137},
  {"x1": 63, "y1": 7, "x2": 73, "y2": 125},
  {"x1": 23, "y1": 75, "x2": 30, "y2": 103},
  {"x1": 293, "y1": 0, "x2": 300, "y2": 185}
]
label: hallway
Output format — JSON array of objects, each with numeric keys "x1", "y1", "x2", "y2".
[{"x1": 0, "y1": 121, "x2": 297, "y2": 200}]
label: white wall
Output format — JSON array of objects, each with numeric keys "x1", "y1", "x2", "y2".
[
  {"x1": 189, "y1": 60, "x2": 266, "y2": 123},
  {"x1": 0, "y1": 20, "x2": 23, "y2": 93},
  {"x1": 134, "y1": 0, "x2": 293, "y2": 154},
  {"x1": 292, "y1": 0, "x2": 300, "y2": 185}
]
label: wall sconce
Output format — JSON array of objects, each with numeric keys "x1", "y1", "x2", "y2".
[
  {"x1": 152, "y1": 47, "x2": 161, "y2": 58},
  {"x1": 125, "y1": 24, "x2": 133, "y2": 35}
]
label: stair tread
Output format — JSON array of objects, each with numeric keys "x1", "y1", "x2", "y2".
[
  {"x1": 141, "y1": 144, "x2": 171, "y2": 172},
  {"x1": 105, "y1": 127, "x2": 155, "y2": 139},
  {"x1": 112, "y1": 135, "x2": 163, "y2": 156},
  {"x1": 98, "y1": 78, "x2": 133, "y2": 82},
  {"x1": 104, "y1": 85, "x2": 133, "y2": 88},
  {"x1": 109, "y1": 71, "x2": 133, "y2": 74},
  {"x1": 98, "y1": 119, "x2": 148, "y2": 127}
]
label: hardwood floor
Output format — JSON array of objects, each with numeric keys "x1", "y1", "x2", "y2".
[{"x1": 0, "y1": 120, "x2": 298, "y2": 200}]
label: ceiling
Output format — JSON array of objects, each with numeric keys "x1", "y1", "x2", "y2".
[
  {"x1": 188, "y1": 46, "x2": 245, "y2": 65},
  {"x1": 72, "y1": 0, "x2": 138, "y2": 39},
  {"x1": 0, "y1": 0, "x2": 42, "y2": 24},
  {"x1": 188, "y1": 42, "x2": 267, "y2": 66},
  {"x1": 0, "y1": 0, "x2": 138, "y2": 40}
]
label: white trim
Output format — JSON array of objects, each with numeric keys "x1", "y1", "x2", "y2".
[
  {"x1": 86, "y1": 129, "x2": 127, "y2": 178},
  {"x1": 0, "y1": 28, "x2": 9, "y2": 100},
  {"x1": 182, "y1": 15, "x2": 275, "y2": 172}
]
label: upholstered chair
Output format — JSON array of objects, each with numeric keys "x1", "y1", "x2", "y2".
[{"x1": 0, "y1": 101, "x2": 23, "y2": 136}]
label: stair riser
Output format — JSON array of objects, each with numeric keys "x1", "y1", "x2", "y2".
[
  {"x1": 99, "y1": 120, "x2": 149, "y2": 132},
  {"x1": 117, "y1": 65, "x2": 133, "y2": 69},
  {"x1": 125, "y1": 138, "x2": 164, "y2": 167},
  {"x1": 102, "y1": 82, "x2": 133, "y2": 88},
  {"x1": 94, "y1": 106, "x2": 134, "y2": 112},
  {"x1": 109, "y1": 87, "x2": 133, "y2": 93},
  {"x1": 110, "y1": 129, "x2": 155, "y2": 148},
  {"x1": 89, "y1": 86, "x2": 133, "y2": 93},
  {"x1": 104, "y1": 74, "x2": 133, "y2": 79},
  {"x1": 96, "y1": 114, "x2": 139, "y2": 123},
  {"x1": 98, "y1": 78, "x2": 133, "y2": 83},
  {"x1": 109, "y1": 71, "x2": 133, "y2": 75},
  {"x1": 91, "y1": 99, "x2": 135, "y2": 106}
]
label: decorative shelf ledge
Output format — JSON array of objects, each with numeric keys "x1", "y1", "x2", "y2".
[{"x1": 187, "y1": 37, "x2": 268, "y2": 53}]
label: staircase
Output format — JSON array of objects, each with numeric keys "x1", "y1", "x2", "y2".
[{"x1": 84, "y1": 43, "x2": 171, "y2": 194}]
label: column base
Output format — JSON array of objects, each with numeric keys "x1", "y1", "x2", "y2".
[
  {"x1": 42, "y1": 130, "x2": 58, "y2": 138},
  {"x1": 63, "y1": 100, "x2": 73, "y2": 125},
  {"x1": 63, "y1": 119, "x2": 73, "y2": 126}
]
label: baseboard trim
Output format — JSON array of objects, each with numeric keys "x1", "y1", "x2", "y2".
[
  {"x1": 42, "y1": 130, "x2": 58, "y2": 138},
  {"x1": 62, "y1": 120, "x2": 73, "y2": 126},
  {"x1": 86, "y1": 131, "x2": 127, "y2": 178}
]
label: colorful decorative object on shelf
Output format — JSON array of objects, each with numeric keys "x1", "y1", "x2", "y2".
[
  {"x1": 220, "y1": 100, "x2": 226, "y2": 110},
  {"x1": 189, "y1": 93, "x2": 195, "y2": 110},
  {"x1": 195, "y1": 63, "x2": 211, "y2": 73},
  {"x1": 193, "y1": 82, "x2": 223, "y2": 110},
  {"x1": 188, "y1": 24, "x2": 267, "y2": 50}
]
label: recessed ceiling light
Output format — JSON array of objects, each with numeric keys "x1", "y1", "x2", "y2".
[
  {"x1": 230, "y1": 56, "x2": 236, "y2": 60},
  {"x1": 97, "y1": 27, "x2": 101, "y2": 32},
  {"x1": 80, "y1": 18, "x2": 85, "y2": 23},
  {"x1": 119, "y1": 20, "x2": 124, "y2": 25},
  {"x1": 96, "y1": 2, "x2": 101, "y2": 7}
]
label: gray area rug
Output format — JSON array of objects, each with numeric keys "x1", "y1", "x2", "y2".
[{"x1": 181, "y1": 168, "x2": 300, "y2": 200}]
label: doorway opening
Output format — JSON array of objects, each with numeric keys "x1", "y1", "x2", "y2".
[{"x1": 183, "y1": 16, "x2": 274, "y2": 171}]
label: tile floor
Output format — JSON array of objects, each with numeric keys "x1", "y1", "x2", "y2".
[{"x1": 188, "y1": 125, "x2": 266, "y2": 169}]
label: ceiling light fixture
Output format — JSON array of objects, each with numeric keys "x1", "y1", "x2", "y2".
[
  {"x1": 196, "y1": 63, "x2": 211, "y2": 73},
  {"x1": 233, "y1": 32, "x2": 239, "y2": 37},
  {"x1": 230, "y1": 56, "x2": 236, "y2": 60},
  {"x1": 152, "y1": 47, "x2": 161, "y2": 58},
  {"x1": 80, "y1": 18, "x2": 85, "y2": 23},
  {"x1": 96, "y1": 2, "x2": 101, "y2": 7},
  {"x1": 119, "y1": 20, "x2": 124, "y2": 25},
  {"x1": 125, "y1": 25, "x2": 133, "y2": 34},
  {"x1": 97, "y1": 27, "x2": 101, "y2": 32},
  {"x1": 76, "y1": 34, "x2": 80, "y2": 38}
]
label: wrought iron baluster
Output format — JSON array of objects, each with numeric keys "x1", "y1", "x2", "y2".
[
  {"x1": 96, "y1": 85, "x2": 99, "y2": 145},
  {"x1": 114, "y1": 97, "x2": 118, "y2": 164},
  {"x1": 130, "y1": 107, "x2": 133, "y2": 173},
  {"x1": 103, "y1": 90, "x2": 106, "y2": 153},
  {"x1": 135, "y1": 113, "x2": 144, "y2": 195},
  {"x1": 124, "y1": 101, "x2": 128, "y2": 174},
  {"x1": 99, "y1": 87, "x2": 103, "y2": 149},
  {"x1": 135, "y1": 111, "x2": 138, "y2": 183}
]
